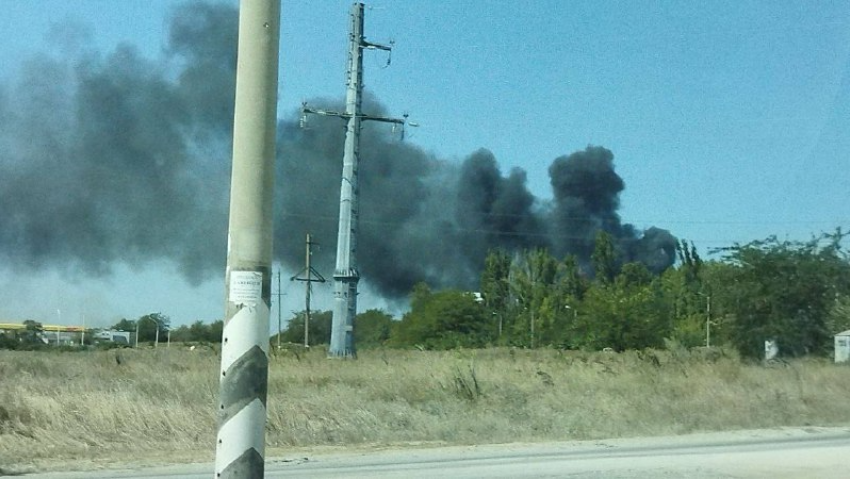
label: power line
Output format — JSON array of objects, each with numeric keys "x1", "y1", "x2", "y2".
[{"x1": 279, "y1": 210, "x2": 849, "y2": 227}]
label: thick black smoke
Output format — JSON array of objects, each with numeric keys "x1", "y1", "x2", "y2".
[
  {"x1": 0, "y1": 2, "x2": 676, "y2": 299},
  {"x1": 0, "y1": 2, "x2": 234, "y2": 283},
  {"x1": 546, "y1": 146, "x2": 676, "y2": 273},
  {"x1": 455, "y1": 149, "x2": 546, "y2": 262}
]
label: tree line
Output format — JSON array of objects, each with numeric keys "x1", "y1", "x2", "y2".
[
  {"x1": 110, "y1": 314, "x2": 224, "y2": 344},
  {"x1": 5, "y1": 230, "x2": 848, "y2": 359},
  {"x1": 279, "y1": 230, "x2": 850, "y2": 360},
  {"x1": 0, "y1": 313, "x2": 222, "y2": 349}
]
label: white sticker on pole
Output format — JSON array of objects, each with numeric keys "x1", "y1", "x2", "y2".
[{"x1": 230, "y1": 271, "x2": 263, "y2": 304}]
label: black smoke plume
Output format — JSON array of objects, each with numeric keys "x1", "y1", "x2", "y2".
[
  {"x1": 546, "y1": 147, "x2": 676, "y2": 273},
  {"x1": 0, "y1": 2, "x2": 676, "y2": 300},
  {"x1": 0, "y1": 2, "x2": 234, "y2": 284}
]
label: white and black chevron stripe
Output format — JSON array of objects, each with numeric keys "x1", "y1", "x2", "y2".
[{"x1": 215, "y1": 276, "x2": 271, "y2": 478}]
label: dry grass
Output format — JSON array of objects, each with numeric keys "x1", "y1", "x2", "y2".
[{"x1": 1, "y1": 346, "x2": 849, "y2": 472}]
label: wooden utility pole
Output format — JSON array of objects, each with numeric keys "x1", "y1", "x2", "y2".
[{"x1": 291, "y1": 233, "x2": 326, "y2": 347}]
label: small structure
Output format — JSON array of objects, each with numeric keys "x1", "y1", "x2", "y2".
[
  {"x1": 835, "y1": 330, "x2": 850, "y2": 364},
  {"x1": 93, "y1": 330, "x2": 133, "y2": 346},
  {"x1": 764, "y1": 339, "x2": 779, "y2": 361}
]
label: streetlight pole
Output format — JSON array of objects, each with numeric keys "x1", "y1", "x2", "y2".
[
  {"x1": 698, "y1": 292, "x2": 711, "y2": 348},
  {"x1": 277, "y1": 269, "x2": 282, "y2": 350},
  {"x1": 134, "y1": 316, "x2": 160, "y2": 348},
  {"x1": 705, "y1": 294, "x2": 711, "y2": 348},
  {"x1": 153, "y1": 317, "x2": 160, "y2": 349}
]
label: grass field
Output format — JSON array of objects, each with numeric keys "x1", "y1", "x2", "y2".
[{"x1": 1, "y1": 346, "x2": 849, "y2": 473}]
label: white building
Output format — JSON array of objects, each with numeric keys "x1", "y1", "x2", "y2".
[
  {"x1": 94, "y1": 330, "x2": 134, "y2": 346},
  {"x1": 835, "y1": 330, "x2": 850, "y2": 364}
]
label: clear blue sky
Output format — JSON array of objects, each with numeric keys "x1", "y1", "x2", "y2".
[{"x1": 1, "y1": 0, "x2": 848, "y2": 328}]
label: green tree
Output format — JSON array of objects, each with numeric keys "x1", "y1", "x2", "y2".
[
  {"x1": 828, "y1": 295, "x2": 850, "y2": 335},
  {"x1": 168, "y1": 324, "x2": 193, "y2": 342},
  {"x1": 0, "y1": 333, "x2": 18, "y2": 350},
  {"x1": 480, "y1": 249, "x2": 512, "y2": 339},
  {"x1": 410, "y1": 282, "x2": 432, "y2": 311},
  {"x1": 279, "y1": 310, "x2": 332, "y2": 346},
  {"x1": 355, "y1": 309, "x2": 394, "y2": 348},
  {"x1": 618, "y1": 262, "x2": 654, "y2": 288},
  {"x1": 547, "y1": 255, "x2": 588, "y2": 347},
  {"x1": 591, "y1": 230, "x2": 619, "y2": 284},
  {"x1": 716, "y1": 233, "x2": 850, "y2": 358},
  {"x1": 22, "y1": 319, "x2": 45, "y2": 345},
  {"x1": 658, "y1": 248, "x2": 707, "y2": 348},
  {"x1": 677, "y1": 239, "x2": 703, "y2": 286},
  {"x1": 508, "y1": 248, "x2": 558, "y2": 347},
  {"x1": 0, "y1": 320, "x2": 44, "y2": 350},
  {"x1": 390, "y1": 288, "x2": 490, "y2": 349},
  {"x1": 208, "y1": 319, "x2": 223, "y2": 343},
  {"x1": 134, "y1": 313, "x2": 171, "y2": 343},
  {"x1": 111, "y1": 318, "x2": 136, "y2": 332},
  {"x1": 169, "y1": 320, "x2": 224, "y2": 343},
  {"x1": 557, "y1": 254, "x2": 588, "y2": 300},
  {"x1": 696, "y1": 260, "x2": 741, "y2": 346},
  {"x1": 572, "y1": 262, "x2": 669, "y2": 351}
]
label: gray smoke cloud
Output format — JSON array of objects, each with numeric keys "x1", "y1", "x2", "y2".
[
  {"x1": 0, "y1": 1, "x2": 675, "y2": 301},
  {"x1": 455, "y1": 149, "x2": 546, "y2": 261},
  {"x1": 0, "y1": 2, "x2": 233, "y2": 283},
  {"x1": 546, "y1": 146, "x2": 677, "y2": 274}
]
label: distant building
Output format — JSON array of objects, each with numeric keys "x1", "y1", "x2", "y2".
[
  {"x1": 835, "y1": 330, "x2": 850, "y2": 364},
  {"x1": 0, "y1": 322, "x2": 85, "y2": 345},
  {"x1": 94, "y1": 330, "x2": 134, "y2": 346},
  {"x1": 0, "y1": 322, "x2": 27, "y2": 333},
  {"x1": 764, "y1": 339, "x2": 779, "y2": 361},
  {"x1": 45, "y1": 331, "x2": 78, "y2": 345}
]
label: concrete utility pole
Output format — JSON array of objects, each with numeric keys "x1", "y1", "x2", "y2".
[
  {"x1": 705, "y1": 294, "x2": 711, "y2": 348},
  {"x1": 214, "y1": 1, "x2": 280, "y2": 478},
  {"x1": 291, "y1": 233, "x2": 326, "y2": 347},
  {"x1": 301, "y1": 2, "x2": 407, "y2": 358}
]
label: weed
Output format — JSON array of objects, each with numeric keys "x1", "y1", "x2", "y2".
[
  {"x1": 452, "y1": 365, "x2": 482, "y2": 401},
  {"x1": 1, "y1": 347, "x2": 849, "y2": 472}
]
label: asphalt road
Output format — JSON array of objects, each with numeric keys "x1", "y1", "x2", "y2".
[{"x1": 20, "y1": 427, "x2": 850, "y2": 479}]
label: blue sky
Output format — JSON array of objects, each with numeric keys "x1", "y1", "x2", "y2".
[{"x1": 1, "y1": 0, "x2": 849, "y2": 328}]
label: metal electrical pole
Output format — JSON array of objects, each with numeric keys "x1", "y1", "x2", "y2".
[
  {"x1": 291, "y1": 233, "x2": 326, "y2": 347},
  {"x1": 301, "y1": 2, "x2": 407, "y2": 358},
  {"x1": 215, "y1": 1, "x2": 280, "y2": 477}
]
